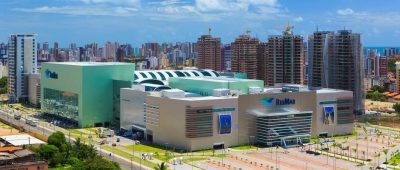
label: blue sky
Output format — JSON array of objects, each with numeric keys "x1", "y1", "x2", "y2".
[{"x1": 0, "y1": 0, "x2": 399, "y2": 47}]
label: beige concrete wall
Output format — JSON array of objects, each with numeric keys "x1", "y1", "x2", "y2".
[
  {"x1": 315, "y1": 91, "x2": 354, "y2": 136},
  {"x1": 146, "y1": 96, "x2": 239, "y2": 151}
]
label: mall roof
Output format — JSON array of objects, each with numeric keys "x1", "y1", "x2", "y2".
[
  {"x1": 134, "y1": 69, "x2": 219, "y2": 83},
  {"x1": 172, "y1": 76, "x2": 261, "y2": 83},
  {"x1": 0, "y1": 135, "x2": 46, "y2": 146},
  {"x1": 44, "y1": 62, "x2": 133, "y2": 66}
]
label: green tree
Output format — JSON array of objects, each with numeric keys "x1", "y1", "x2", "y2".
[
  {"x1": 388, "y1": 57, "x2": 398, "y2": 73},
  {"x1": 48, "y1": 131, "x2": 67, "y2": 148},
  {"x1": 371, "y1": 85, "x2": 385, "y2": 93},
  {"x1": 383, "y1": 149, "x2": 390, "y2": 163},
  {"x1": 154, "y1": 162, "x2": 168, "y2": 170},
  {"x1": 38, "y1": 144, "x2": 59, "y2": 166},
  {"x1": 393, "y1": 103, "x2": 400, "y2": 115},
  {"x1": 0, "y1": 77, "x2": 6, "y2": 88},
  {"x1": 73, "y1": 156, "x2": 120, "y2": 170},
  {"x1": 366, "y1": 91, "x2": 386, "y2": 101},
  {"x1": 72, "y1": 138, "x2": 97, "y2": 160}
]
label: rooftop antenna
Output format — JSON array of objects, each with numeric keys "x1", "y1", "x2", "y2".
[
  {"x1": 208, "y1": 27, "x2": 212, "y2": 35},
  {"x1": 316, "y1": 25, "x2": 319, "y2": 32}
]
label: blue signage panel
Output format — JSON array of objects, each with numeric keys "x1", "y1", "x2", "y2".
[{"x1": 219, "y1": 114, "x2": 232, "y2": 134}]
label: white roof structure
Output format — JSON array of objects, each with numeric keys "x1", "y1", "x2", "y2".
[
  {"x1": 0, "y1": 134, "x2": 46, "y2": 146},
  {"x1": 134, "y1": 69, "x2": 219, "y2": 83}
]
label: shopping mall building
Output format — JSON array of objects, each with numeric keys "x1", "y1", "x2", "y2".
[
  {"x1": 39, "y1": 64, "x2": 354, "y2": 150},
  {"x1": 120, "y1": 74, "x2": 354, "y2": 151},
  {"x1": 40, "y1": 62, "x2": 134, "y2": 127}
]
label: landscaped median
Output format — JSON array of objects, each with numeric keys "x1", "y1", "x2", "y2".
[{"x1": 102, "y1": 145, "x2": 158, "y2": 168}]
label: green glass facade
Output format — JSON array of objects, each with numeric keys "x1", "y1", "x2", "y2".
[
  {"x1": 41, "y1": 62, "x2": 135, "y2": 127},
  {"x1": 168, "y1": 77, "x2": 264, "y2": 95}
]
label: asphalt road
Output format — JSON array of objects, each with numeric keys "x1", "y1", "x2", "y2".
[{"x1": 0, "y1": 110, "x2": 148, "y2": 170}]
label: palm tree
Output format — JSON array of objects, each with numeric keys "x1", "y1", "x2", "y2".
[
  {"x1": 332, "y1": 142, "x2": 337, "y2": 158},
  {"x1": 352, "y1": 148, "x2": 358, "y2": 160},
  {"x1": 154, "y1": 162, "x2": 168, "y2": 170},
  {"x1": 363, "y1": 126, "x2": 369, "y2": 161},
  {"x1": 362, "y1": 151, "x2": 366, "y2": 164},
  {"x1": 383, "y1": 149, "x2": 389, "y2": 164}
]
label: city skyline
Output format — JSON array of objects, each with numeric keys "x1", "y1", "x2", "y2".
[{"x1": 1, "y1": 0, "x2": 400, "y2": 46}]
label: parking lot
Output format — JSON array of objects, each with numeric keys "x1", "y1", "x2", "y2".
[{"x1": 191, "y1": 124, "x2": 400, "y2": 170}]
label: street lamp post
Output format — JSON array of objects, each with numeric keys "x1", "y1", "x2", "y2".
[{"x1": 130, "y1": 156, "x2": 133, "y2": 170}]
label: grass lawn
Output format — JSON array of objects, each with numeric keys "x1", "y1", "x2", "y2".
[
  {"x1": 389, "y1": 153, "x2": 400, "y2": 165},
  {"x1": 213, "y1": 154, "x2": 227, "y2": 158},
  {"x1": 153, "y1": 154, "x2": 176, "y2": 162},
  {"x1": 123, "y1": 144, "x2": 171, "y2": 153},
  {"x1": 67, "y1": 129, "x2": 86, "y2": 135},
  {"x1": 83, "y1": 128, "x2": 98, "y2": 134},
  {"x1": 183, "y1": 157, "x2": 208, "y2": 164},
  {"x1": 49, "y1": 165, "x2": 72, "y2": 170},
  {"x1": 102, "y1": 145, "x2": 158, "y2": 168},
  {"x1": 229, "y1": 145, "x2": 258, "y2": 150},
  {"x1": 0, "y1": 121, "x2": 13, "y2": 129},
  {"x1": 333, "y1": 129, "x2": 358, "y2": 140}
]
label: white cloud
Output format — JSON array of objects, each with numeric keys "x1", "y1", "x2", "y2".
[
  {"x1": 81, "y1": 0, "x2": 140, "y2": 6},
  {"x1": 337, "y1": 8, "x2": 354, "y2": 15},
  {"x1": 14, "y1": 0, "x2": 285, "y2": 22},
  {"x1": 238, "y1": 0, "x2": 277, "y2": 6},
  {"x1": 195, "y1": 0, "x2": 248, "y2": 12},
  {"x1": 14, "y1": 6, "x2": 138, "y2": 16},
  {"x1": 293, "y1": 16, "x2": 303, "y2": 22}
]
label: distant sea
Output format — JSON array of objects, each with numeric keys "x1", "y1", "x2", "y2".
[{"x1": 364, "y1": 47, "x2": 400, "y2": 57}]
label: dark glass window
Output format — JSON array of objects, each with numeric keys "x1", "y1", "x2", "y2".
[
  {"x1": 174, "y1": 71, "x2": 185, "y2": 77},
  {"x1": 148, "y1": 72, "x2": 157, "y2": 79},
  {"x1": 182, "y1": 72, "x2": 190, "y2": 77},
  {"x1": 139, "y1": 72, "x2": 148, "y2": 78},
  {"x1": 191, "y1": 71, "x2": 200, "y2": 76},
  {"x1": 200, "y1": 71, "x2": 211, "y2": 76},
  {"x1": 157, "y1": 72, "x2": 166, "y2": 80},
  {"x1": 165, "y1": 71, "x2": 174, "y2": 77}
]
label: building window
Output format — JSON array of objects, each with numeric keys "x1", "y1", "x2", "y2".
[
  {"x1": 165, "y1": 71, "x2": 174, "y2": 77},
  {"x1": 139, "y1": 72, "x2": 148, "y2": 79}
]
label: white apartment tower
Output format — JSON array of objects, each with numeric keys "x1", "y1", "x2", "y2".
[{"x1": 8, "y1": 34, "x2": 38, "y2": 102}]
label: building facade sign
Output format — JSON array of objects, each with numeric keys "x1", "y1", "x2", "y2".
[{"x1": 261, "y1": 97, "x2": 296, "y2": 106}]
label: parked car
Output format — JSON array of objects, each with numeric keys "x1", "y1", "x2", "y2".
[
  {"x1": 14, "y1": 114, "x2": 21, "y2": 120},
  {"x1": 116, "y1": 138, "x2": 120, "y2": 142},
  {"x1": 112, "y1": 143, "x2": 117, "y2": 147}
]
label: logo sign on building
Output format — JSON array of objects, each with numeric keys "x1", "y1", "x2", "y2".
[
  {"x1": 261, "y1": 98, "x2": 274, "y2": 106},
  {"x1": 261, "y1": 97, "x2": 295, "y2": 106},
  {"x1": 219, "y1": 114, "x2": 232, "y2": 134},
  {"x1": 45, "y1": 69, "x2": 58, "y2": 79}
]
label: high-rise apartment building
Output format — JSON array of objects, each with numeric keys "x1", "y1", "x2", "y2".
[
  {"x1": 53, "y1": 42, "x2": 58, "y2": 61},
  {"x1": 231, "y1": 34, "x2": 260, "y2": 79},
  {"x1": 259, "y1": 25, "x2": 304, "y2": 86},
  {"x1": 8, "y1": 34, "x2": 38, "y2": 102},
  {"x1": 222, "y1": 44, "x2": 232, "y2": 72},
  {"x1": 103, "y1": 41, "x2": 117, "y2": 61},
  {"x1": 0, "y1": 43, "x2": 7, "y2": 65},
  {"x1": 308, "y1": 30, "x2": 364, "y2": 114},
  {"x1": 374, "y1": 56, "x2": 388, "y2": 77},
  {"x1": 196, "y1": 34, "x2": 222, "y2": 71}
]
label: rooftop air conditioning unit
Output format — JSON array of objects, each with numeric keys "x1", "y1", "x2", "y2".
[
  {"x1": 161, "y1": 89, "x2": 185, "y2": 98},
  {"x1": 249, "y1": 87, "x2": 263, "y2": 94},
  {"x1": 213, "y1": 89, "x2": 230, "y2": 97}
]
